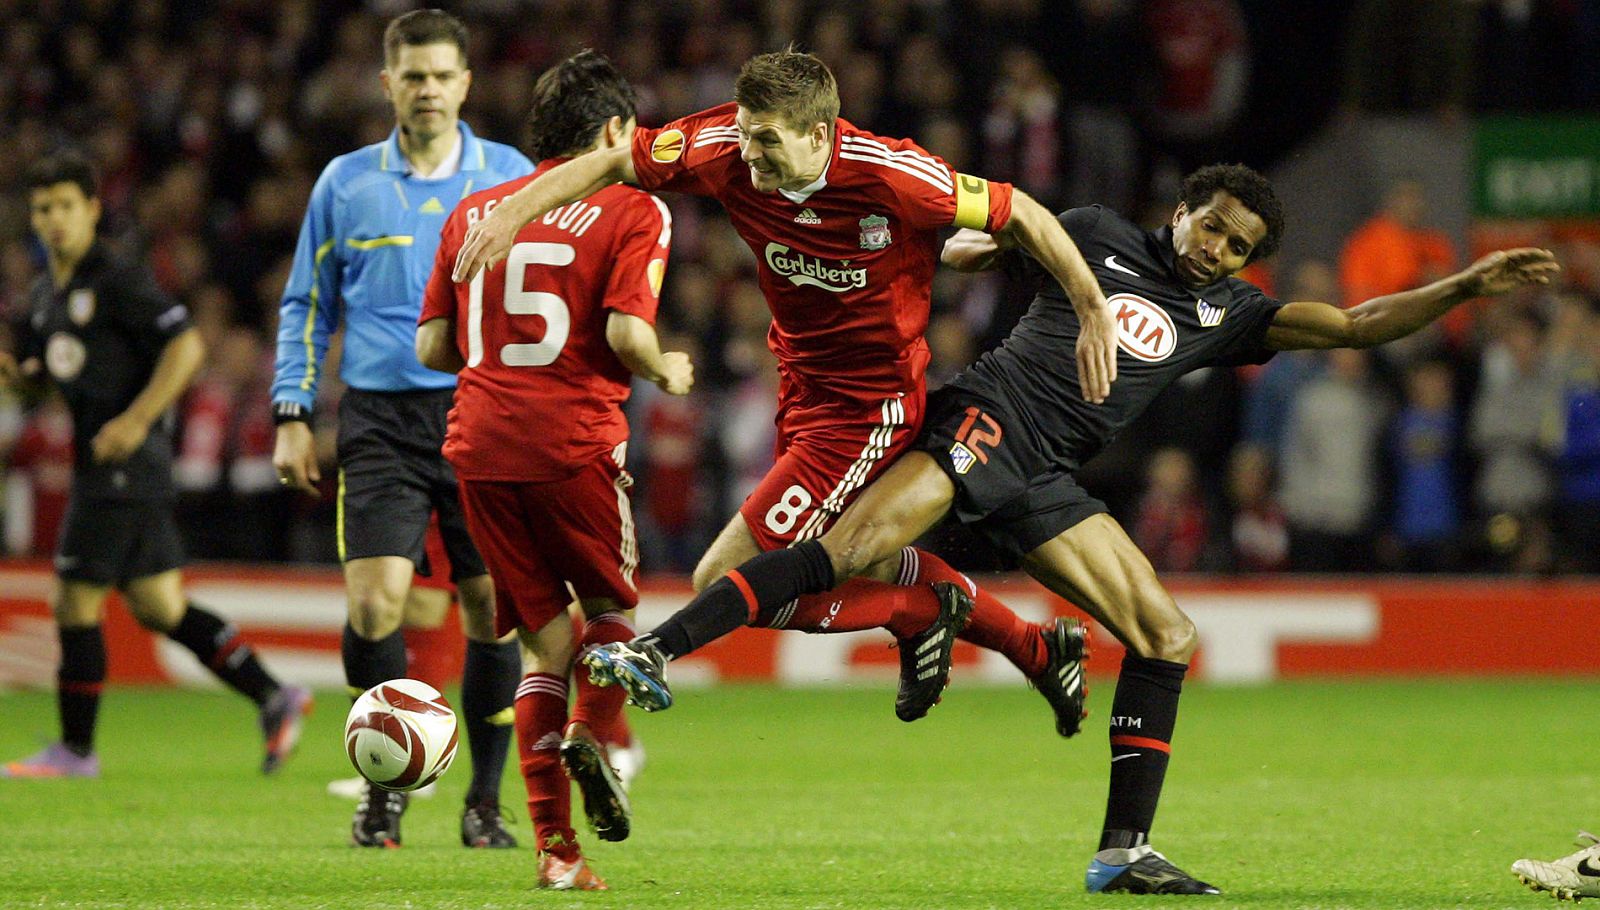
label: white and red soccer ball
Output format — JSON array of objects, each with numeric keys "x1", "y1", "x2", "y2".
[{"x1": 344, "y1": 679, "x2": 459, "y2": 792}]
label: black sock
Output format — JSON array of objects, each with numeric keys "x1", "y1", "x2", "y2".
[
  {"x1": 169, "y1": 604, "x2": 279, "y2": 705},
  {"x1": 1099, "y1": 653, "x2": 1188, "y2": 851},
  {"x1": 643, "y1": 541, "x2": 836, "y2": 659},
  {"x1": 341, "y1": 623, "x2": 408, "y2": 697},
  {"x1": 461, "y1": 639, "x2": 520, "y2": 805},
  {"x1": 57, "y1": 625, "x2": 106, "y2": 756}
]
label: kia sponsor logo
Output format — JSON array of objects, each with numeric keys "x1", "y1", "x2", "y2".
[
  {"x1": 1109, "y1": 293, "x2": 1176, "y2": 362},
  {"x1": 764, "y1": 243, "x2": 868, "y2": 292}
]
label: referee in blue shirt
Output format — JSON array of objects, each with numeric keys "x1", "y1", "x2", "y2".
[{"x1": 270, "y1": 10, "x2": 533, "y2": 849}]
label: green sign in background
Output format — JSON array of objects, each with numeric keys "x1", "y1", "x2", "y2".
[{"x1": 1474, "y1": 117, "x2": 1600, "y2": 218}]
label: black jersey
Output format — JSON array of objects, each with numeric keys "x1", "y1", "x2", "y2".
[
  {"x1": 949, "y1": 205, "x2": 1282, "y2": 472},
  {"x1": 18, "y1": 244, "x2": 192, "y2": 499}
]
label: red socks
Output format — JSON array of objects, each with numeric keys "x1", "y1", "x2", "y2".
[
  {"x1": 745, "y1": 546, "x2": 1049, "y2": 681},
  {"x1": 514, "y1": 672, "x2": 578, "y2": 860},
  {"x1": 572, "y1": 611, "x2": 634, "y2": 740},
  {"x1": 898, "y1": 548, "x2": 1049, "y2": 678},
  {"x1": 781, "y1": 579, "x2": 939, "y2": 638}
]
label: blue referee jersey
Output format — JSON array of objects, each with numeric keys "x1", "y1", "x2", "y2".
[{"x1": 272, "y1": 123, "x2": 533, "y2": 409}]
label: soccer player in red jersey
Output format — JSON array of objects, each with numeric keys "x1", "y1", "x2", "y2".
[
  {"x1": 419, "y1": 51, "x2": 692, "y2": 892},
  {"x1": 453, "y1": 49, "x2": 1116, "y2": 725}
]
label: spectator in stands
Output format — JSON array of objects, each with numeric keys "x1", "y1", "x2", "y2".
[
  {"x1": 1339, "y1": 178, "x2": 1459, "y2": 355},
  {"x1": 1241, "y1": 259, "x2": 1336, "y2": 458},
  {"x1": 1280, "y1": 348, "x2": 1388, "y2": 571},
  {"x1": 1387, "y1": 359, "x2": 1463, "y2": 571},
  {"x1": 1551, "y1": 294, "x2": 1600, "y2": 572},
  {"x1": 1469, "y1": 305, "x2": 1562, "y2": 572},
  {"x1": 1132, "y1": 447, "x2": 1212, "y2": 573},
  {"x1": 1225, "y1": 443, "x2": 1287, "y2": 573}
]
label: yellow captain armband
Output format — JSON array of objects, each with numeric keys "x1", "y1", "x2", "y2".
[{"x1": 952, "y1": 174, "x2": 992, "y2": 230}]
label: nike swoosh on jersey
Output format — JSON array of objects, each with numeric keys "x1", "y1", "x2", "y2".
[{"x1": 1104, "y1": 255, "x2": 1140, "y2": 277}]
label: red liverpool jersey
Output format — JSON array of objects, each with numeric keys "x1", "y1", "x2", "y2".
[
  {"x1": 633, "y1": 103, "x2": 1013, "y2": 399},
  {"x1": 422, "y1": 162, "x2": 671, "y2": 481}
]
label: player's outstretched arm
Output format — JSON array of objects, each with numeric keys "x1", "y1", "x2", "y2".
[
  {"x1": 1000, "y1": 191, "x2": 1117, "y2": 404},
  {"x1": 416, "y1": 317, "x2": 465, "y2": 374},
  {"x1": 1265, "y1": 247, "x2": 1560, "y2": 351},
  {"x1": 92, "y1": 327, "x2": 204, "y2": 463},
  {"x1": 452, "y1": 144, "x2": 638, "y2": 284},
  {"x1": 606, "y1": 312, "x2": 693, "y2": 395}
]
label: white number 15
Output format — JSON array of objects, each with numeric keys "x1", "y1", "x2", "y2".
[{"x1": 466, "y1": 241, "x2": 572, "y2": 368}]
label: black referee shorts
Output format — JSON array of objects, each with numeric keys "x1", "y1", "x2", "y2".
[
  {"x1": 56, "y1": 495, "x2": 186, "y2": 586},
  {"x1": 917, "y1": 387, "x2": 1107, "y2": 564},
  {"x1": 336, "y1": 388, "x2": 486, "y2": 581}
]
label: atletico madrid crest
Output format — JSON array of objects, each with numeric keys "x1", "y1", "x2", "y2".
[{"x1": 858, "y1": 214, "x2": 891, "y2": 250}]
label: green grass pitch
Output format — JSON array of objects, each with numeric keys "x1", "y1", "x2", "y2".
[{"x1": 0, "y1": 679, "x2": 1593, "y2": 909}]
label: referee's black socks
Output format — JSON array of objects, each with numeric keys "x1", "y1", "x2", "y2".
[
  {"x1": 341, "y1": 622, "x2": 407, "y2": 697},
  {"x1": 643, "y1": 541, "x2": 836, "y2": 659},
  {"x1": 460, "y1": 638, "x2": 519, "y2": 806}
]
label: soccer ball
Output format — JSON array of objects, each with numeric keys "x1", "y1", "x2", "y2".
[{"x1": 344, "y1": 679, "x2": 459, "y2": 792}]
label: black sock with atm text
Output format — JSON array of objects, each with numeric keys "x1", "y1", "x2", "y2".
[{"x1": 1099, "y1": 653, "x2": 1188, "y2": 851}]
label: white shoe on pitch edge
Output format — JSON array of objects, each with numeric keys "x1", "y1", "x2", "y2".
[{"x1": 1514, "y1": 832, "x2": 1600, "y2": 902}]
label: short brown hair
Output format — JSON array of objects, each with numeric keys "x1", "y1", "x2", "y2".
[
  {"x1": 383, "y1": 9, "x2": 468, "y2": 67},
  {"x1": 734, "y1": 50, "x2": 839, "y2": 134}
]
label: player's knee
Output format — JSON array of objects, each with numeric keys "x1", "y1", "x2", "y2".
[
  {"x1": 1141, "y1": 613, "x2": 1199, "y2": 663},
  {"x1": 691, "y1": 554, "x2": 733, "y2": 593},
  {"x1": 818, "y1": 516, "x2": 891, "y2": 582},
  {"x1": 348, "y1": 588, "x2": 404, "y2": 639}
]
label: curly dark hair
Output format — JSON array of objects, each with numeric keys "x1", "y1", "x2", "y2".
[
  {"x1": 524, "y1": 50, "x2": 638, "y2": 162},
  {"x1": 1180, "y1": 164, "x2": 1284, "y2": 263}
]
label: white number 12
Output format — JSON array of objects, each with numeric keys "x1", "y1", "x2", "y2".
[{"x1": 466, "y1": 241, "x2": 573, "y2": 368}]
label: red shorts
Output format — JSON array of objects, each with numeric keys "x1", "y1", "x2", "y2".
[
  {"x1": 411, "y1": 515, "x2": 454, "y2": 593},
  {"x1": 739, "y1": 387, "x2": 924, "y2": 551},
  {"x1": 459, "y1": 455, "x2": 640, "y2": 637}
]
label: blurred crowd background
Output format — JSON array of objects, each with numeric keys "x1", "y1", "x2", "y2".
[{"x1": 1, "y1": 0, "x2": 1598, "y2": 576}]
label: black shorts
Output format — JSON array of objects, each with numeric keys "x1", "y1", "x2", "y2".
[
  {"x1": 56, "y1": 496, "x2": 186, "y2": 586},
  {"x1": 336, "y1": 388, "x2": 486, "y2": 581},
  {"x1": 918, "y1": 387, "x2": 1107, "y2": 564}
]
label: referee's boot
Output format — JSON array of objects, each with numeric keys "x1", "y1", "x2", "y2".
[
  {"x1": 1030, "y1": 617, "x2": 1091, "y2": 737},
  {"x1": 351, "y1": 782, "x2": 408, "y2": 848},
  {"x1": 894, "y1": 582, "x2": 974, "y2": 722}
]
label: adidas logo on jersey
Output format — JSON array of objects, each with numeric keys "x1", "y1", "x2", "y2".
[
  {"x1": 793, "y1": 208, "x2": 821, "y2": 225},
  {"x1": 419, "y1": 197, "x2": 446, "y2": 214}
]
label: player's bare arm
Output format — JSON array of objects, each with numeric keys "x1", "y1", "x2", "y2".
[
  {"x1": 452, "y1": 143, "x2": 637, "y2": 284},
  {"x1": 606, "y1": 312, "x2": 694, "y2": 395},
  {"x1": 941, "y1": 227, "x2": 1015, "y2": 273},
  {"x1": 92, "y1": 327, "x2": 204, "y2": 463},
  {"x1": 416, "y1": 316, "x2": 465, "y2": 374},
  {"x1": 1001, "y1": 192, "x2": 1117, "y2": 404},
  {"x1": 1265, "y1": 247, "x2": 1559, "y2": 351}
]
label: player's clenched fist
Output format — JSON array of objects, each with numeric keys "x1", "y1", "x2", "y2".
[{"x1": 657, "y1": 351, "x2": 694, "y2": 396}]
